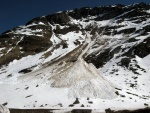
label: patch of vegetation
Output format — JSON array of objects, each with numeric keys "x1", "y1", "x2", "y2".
[
  {"x1": 81, "y1": 104, "x2": 84, "y2": 107},
  {"x1": 73, "y1": 98, "x2": 80, "y2": 104},
  {"x1": 25, "y1": 87, "x2": 29, "y2": 90},
  {"x1": 25, "y1": 95, "x2": 32, "y2": 98},
  {"x1": 2, "y1": 102, "x2": 8, "y2": 106},
  {"x1": 88, "y1": 101, "x2": 93, "y2": 104},
  {"x1": 19, "y1": 68, "x2": 32, "y2": 74},
  {"x1": 7, "y1": 74, "x2": 12, "y2": 78},
  {"x1": 69, "y1": 104, "x2": 74, "y2": 107}
]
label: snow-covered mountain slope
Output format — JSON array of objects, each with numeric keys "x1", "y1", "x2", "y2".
[{"x1": 0, "y1": 2, "x2": 150, "y2": 112}]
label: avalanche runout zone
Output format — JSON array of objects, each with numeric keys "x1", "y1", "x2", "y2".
[
  {"x1": 49, "y1": 58, "x2": 117, "y2": 99},
  {"x1": 48, "y1": 36, "x2": 117, "y2": 99}
]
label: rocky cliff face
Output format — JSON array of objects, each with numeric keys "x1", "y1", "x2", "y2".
[
  {"x1": 0, "y1": 2, "x2": 150, "y2": 111},
  {"x1": 0, "y1": 3, "x2": 150, "y2": 68}
]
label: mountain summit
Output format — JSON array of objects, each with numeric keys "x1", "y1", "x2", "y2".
[{"x1": 0, "y1": 3, "x2": 150, "y2": 112}]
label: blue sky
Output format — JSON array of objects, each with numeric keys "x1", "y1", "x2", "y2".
[{"x1": 0, "y1": 0, "x2": 150, "y2": 34}]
